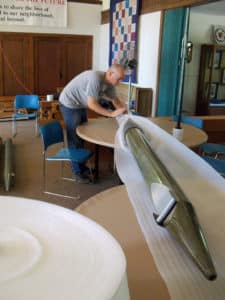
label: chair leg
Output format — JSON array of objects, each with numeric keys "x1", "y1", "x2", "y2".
[
  {"x1": 61, "y1": 161, "x2": 76, "y2": 182},
  {"x1": 35, "y1": 117, "x2": 40, "y2": 137},
  {"x1": 61, "y1": 161, "x2": 64, "y2": 178},
  {"x1": 12, "y1": 118, "x2": 17, "y2": 137},
  {"x1": 44, "y1": 189, "x2": 80, "y2": 200},
  {"x1": 43, "y1": 159, "x2": 80, "y2": 200},
  {"x1": 43, "y1": 155, "x2": 47, "y2": 192},
  {"x1": 87, "y1": 160, "x2": 95, "y2": 183}
]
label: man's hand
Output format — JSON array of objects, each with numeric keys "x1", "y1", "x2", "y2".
[
  {"x1": 110, "y1": 107, "x2": 126, "y2": 117},
  {"x1": 87, "y1": 96, "x2": 126, "y2": 118}
]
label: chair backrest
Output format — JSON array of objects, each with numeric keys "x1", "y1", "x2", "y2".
[
  {"x1": 172, "y1": 115, "x2": 203, "y2": 129},
  {"x1": 39, "y1": 121, "x2": 64, "y2": 151},
  {"x1": 202, "y1": 156, "x2": 225, "y2": 176},
  {"x1": 14, "y1": 95, "x2": 40, "y2": 110}
]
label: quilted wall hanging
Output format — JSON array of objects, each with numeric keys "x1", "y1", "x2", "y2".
[{"x1": 109, "y1": 0, "x2": 140, "y2": 83}]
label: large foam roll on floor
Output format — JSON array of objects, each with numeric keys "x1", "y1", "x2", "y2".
[{"x1": 0, "y1": 196, "x2": 130, "y2": 300}]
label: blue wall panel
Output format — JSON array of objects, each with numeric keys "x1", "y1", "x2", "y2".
[{"x1": 157, "y1": 8, "x2": 186, "y2": 116}]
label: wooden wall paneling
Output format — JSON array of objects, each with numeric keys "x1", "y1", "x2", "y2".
[
  {"x1": 68, "y1": 0, "x2": 211, "y2": 8},
  {"x1": 68, "y1": 0, "x2": 102, "y2": 4},
  {"x1": 62, "y1": 35, "x2": 93, "y2": 85},
  {"x1": 0, "y1": 33, "x2": 33, "y2": 96},
  {"x1": 34, "y1": 36, "x2": 63, "y2": 95},
  {"x1": 135, "y1": 87, "x2": 153, "y2": 116},
  {"x1": 101, "y1": 0, "x2": 214, "y2": 24},
  {"x1": 200, "y1": 116, "x2": 225, "y2": 143},
  {"x1": 101, "y1": 10, "x2": 110, "y2": 24},
  {"x1": 140, "y1": 0, "x2": 214, "y2": 14},
  {"x1": 28, "y1": 34, "x2": 35, "y2": 93},
  {"x1": 0, "y1": 39, "x2": 3, "y2": 94},
  {"x1": 0, "y1": 33, "x2": 93, "y2": 96},
  {"x1": 208, "y1": 106, "x2": 225, "y2": 115},
  {"x1": 115, "y1": 82, "x2": 153, "y2": 116}
]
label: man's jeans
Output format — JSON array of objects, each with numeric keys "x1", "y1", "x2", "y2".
[{"x1": 59, "y1": 104, "x2": 87, "y2": 175}]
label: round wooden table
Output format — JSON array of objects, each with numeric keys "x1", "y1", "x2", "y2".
[
  {"x1": 76, "y1": 185, "x2": 170, "y2": 300},
  {"x1": 77, "y1": 117, "x2": 117, "y2": 148},
  {"x1": 77, "y1": 117, "x2": 208, "y2": 149},
  {"x1": 77, "y1": 117, "x2": 208, "y2": 177}
]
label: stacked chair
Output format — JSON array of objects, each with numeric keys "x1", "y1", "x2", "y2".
[
  {"x1": 201, "y1": 145, "x2": 225, "y2": 178},
  {"x1": 39, "y1": 120, "x2": 93, "y2": 199},
  {"x1": 172, "y1": 115, "x2": 203, "y2": 129},
  {"x1": 201, "y1": 156, "x2": 225, "y2": 177},
  {"x1": 0, "y1": 137, "x2": 15, "y2": 191},
  {"x1": 12, "y1": 94, "x2": 40, "y2": 137},
  {"x1": 4, "y1": 138, "x2": 15, "y2": 191},
  {"x1": 200, "y1": 143, "x2": 225, "y2": 159}
]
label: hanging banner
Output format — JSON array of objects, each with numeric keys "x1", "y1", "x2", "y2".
[
  {"x1": 109, "y1": 0, "x2": 140, "y2": 83},
  {"x1": 0, "y1": 0, "x2": 67, "y2": 27}
]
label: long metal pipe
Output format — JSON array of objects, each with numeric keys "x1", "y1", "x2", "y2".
[{"x1": 125, "y1": 123, "x2": 216, "y2": 280}]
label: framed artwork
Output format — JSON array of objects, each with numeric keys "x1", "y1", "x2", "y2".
[
  {"x1": 213, "y1": 25, "x2": 225, "y2": 45},
  {"x1": 221, "y1": 69, "x2": 225, "y2": 84},
  {"x1": 210, "y1": 83, "x2": 218, "y2": 99}
]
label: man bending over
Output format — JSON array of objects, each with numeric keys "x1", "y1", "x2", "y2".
[{"x1": 59, "y1": 64, "x2": 126, "y2": 183}]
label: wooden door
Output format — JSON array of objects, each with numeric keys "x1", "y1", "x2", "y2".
[
  {"x1": 34, "y1": 36, "x2": 63, "y2": 95},
  {"x1": 34, "y1": 35, "x2": 93, "y2": 94},
  {"x1": 0, "y1": 33, "x2": 93, "y2": 96},
  {"x1": 62, "y1": 36, "x2": 93, "y2": 84},
  {"x1": 0, "y1": 33, "x2": 33, "y2": 96}
]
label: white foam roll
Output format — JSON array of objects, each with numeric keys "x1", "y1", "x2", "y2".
[{"x1": 0, "y1": 196, "x2": 130, "y2": 300}]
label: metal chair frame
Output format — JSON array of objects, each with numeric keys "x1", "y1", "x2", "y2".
[
  {"x1": 172, "y1": 115, "x2": 225, "y2": 159},
  {"x1": 12, "y1": 94, "x2": 40, "y2": 137},
  {"x1": 40, "y1": 121, "x2": 93, "y2": 200},
  {"x1": 202, "y1": 156, "x2": 225, "y2": 178},
  {"x1": 200, "y1": 143, "x2": 225, "y2": 159}
]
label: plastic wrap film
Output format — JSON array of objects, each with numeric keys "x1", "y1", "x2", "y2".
[{"x1": 115, "y1": 115, "x2": 225, "y2": 299}]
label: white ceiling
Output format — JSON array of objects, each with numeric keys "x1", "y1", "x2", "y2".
[{"x1": 191, "y1": 0, "x2": 225, "y2": 16}]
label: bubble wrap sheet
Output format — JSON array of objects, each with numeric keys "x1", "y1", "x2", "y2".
[{"x1": 115, "y1": 115, "x2": 225, "y2": 300}]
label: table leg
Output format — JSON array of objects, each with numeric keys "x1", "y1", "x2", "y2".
[{"x1": 95, "y1": 144, "x2": 99, "y2": 179}]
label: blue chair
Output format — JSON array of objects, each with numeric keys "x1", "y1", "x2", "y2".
[
  {"x1": 12, "y1": 94, "x2": 40, "y2": 137},
  {"x1": 172, "y1": 115, "x2": 203, "y2": 129},
  {"x1": 39, "y1": 120, "x2": 93, "y2": 199},
  {"x1": 172, "y1": 115, "x2": 225, "y2": 158},
  {"x1": 202, "y1": 156, "x2": 225, "y2": 177},
  {"x1": 200, "y1": 143, "x2": 225, "y2": 159}
]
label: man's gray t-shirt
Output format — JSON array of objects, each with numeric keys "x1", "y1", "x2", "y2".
[{"x1": 59, "y1": 70, "x2": 116, "y2": 109}]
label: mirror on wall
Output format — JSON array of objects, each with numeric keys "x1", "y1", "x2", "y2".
[
  {"x1": 182, "y1": 0, "x2": 225, "y2": 115},
  {"x1": 157, "y1": 0, "x2": 225, "y2": 117}
]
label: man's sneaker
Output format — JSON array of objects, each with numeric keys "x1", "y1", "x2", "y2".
[
  {"x1": 82, "y1": 166, "x2": 95, "y2": 178},
  {"x1": 81, "y1": 165, "x2": 95, "y2": 175},
  {"x1": 73, "y1": 173, "x2": 90, "y2": 184}
]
